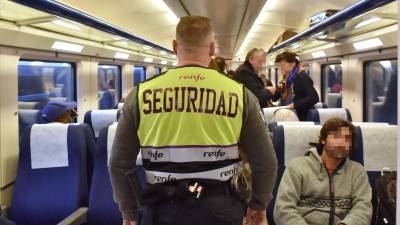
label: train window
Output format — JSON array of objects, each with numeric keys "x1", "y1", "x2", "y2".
[
  {"x1": 364, "y1": 59, "x2": 397, "y2": 124},
  {"x1": 321, "y1": 64, "x2": 342, "y2": 108},
  {"x1": 18, "y1": 60, "x2": 75, "y2": 109},
  {"x1": 98, "y1": 65, "x2": 121, "y2": 109},
  {"x1": 134, "y1": 66, "x2": 146, "y2": 86}
]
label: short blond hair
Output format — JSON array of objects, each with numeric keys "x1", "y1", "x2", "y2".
[{"x1": 176, "y1": 16, "x2": 214, "y2": 48}]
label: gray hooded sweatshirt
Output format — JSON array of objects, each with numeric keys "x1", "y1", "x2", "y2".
[{"x1": 274, "y1": 147, "x2": 372, "y2": 225}]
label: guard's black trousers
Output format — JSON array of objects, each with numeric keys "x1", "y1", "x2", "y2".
[{"x1": 140, "y1": 191, "x2": 245, "y2": 225}]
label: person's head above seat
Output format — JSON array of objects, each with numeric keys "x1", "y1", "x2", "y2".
[
  {"x1": 245, "y1": 48, "x2": 266, "y2": 73},
  {"x1": 317, "y1": 117, "x2": 355, "y2": 159},
  {"x1": 275, "y1": 51, "x2": 301, "y2": 74},
  {"x1": 273, "y1": 108, "x2": 299, "y2": 122},
  {"x1": 41, "y1": 101, "x2": 78, "y2": 124},
  {"x1": 173, "y1": 16, "x2": 215, "y2": 67}
]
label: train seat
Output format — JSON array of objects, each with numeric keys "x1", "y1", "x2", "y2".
[
  {"x1": 9, "y1": 123, "x2": 92, "y2": 225},
  {"x1": 98, "y1": 91, "x2": 115, "y2": 110},
  {"x1": 268, "y1": 124, "x2": 321, "y2": 225},
  {"x1": 326, "y1": 93, "x2": 342, "y2": 108},
  {"x1": 18, "y1": 109, "x2": 41, "y2": 139},
  {"x1": 86, "y1": 123, "x2": 145, "y2": 225},
  {"x1": 84, "y1": 110, "x2": 120, "y2": 138},
  {"x1": 306, "y1": 108, "x2": 352, "y2": 124},
  {"x1": 86, "y1": 123, "x2": 122, "y2": 225},
  {"x1": 352, "y1": 124, "x2": 397, "y2": 185}
]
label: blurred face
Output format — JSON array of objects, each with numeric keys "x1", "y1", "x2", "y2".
[
  {"x1": 278, "y1": 60, "x2": 296, "y2": 74},
  {"x1": 249, "y1": 53, "x2": 265, "y2": 72},
  {"x1": 322, "y1": 127, "x2": 352, "y2": 160}
]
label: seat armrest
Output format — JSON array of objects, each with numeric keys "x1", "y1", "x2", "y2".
[{"x1": 57, "y1": 207, "x2": 88, "y2": 225}]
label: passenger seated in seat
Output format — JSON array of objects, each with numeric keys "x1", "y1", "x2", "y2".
[
  {"x1": 274, "y1": 117, "x2": 372, "y2": 225},
  {"x1": 41, "y1": 101, "x2": 78, "y2": 123}
]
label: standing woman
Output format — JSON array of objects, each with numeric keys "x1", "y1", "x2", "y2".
[{"x1": 275, "y1": 52, "x2": 319, "y2": 120}]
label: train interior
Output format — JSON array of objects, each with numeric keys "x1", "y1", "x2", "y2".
[{"x1": 0, "y1": 0, "x2": 397, "y2": 224}]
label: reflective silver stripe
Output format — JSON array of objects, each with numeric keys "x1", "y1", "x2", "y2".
[
  {"x1": 145, "y1": 162, "x2": 241, "y2": 184},
  {"x1": 141, "y1": 145, "x2": 239, "y2": 162}
]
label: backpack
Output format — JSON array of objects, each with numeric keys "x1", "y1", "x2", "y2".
[{"x1": 374, "y1": 170, "x2": 396, "y2": 225}]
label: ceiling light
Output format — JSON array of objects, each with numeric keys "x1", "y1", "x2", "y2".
[
  {"x1": 143, "y1": 46, "x2": 152, "y2": 50},
  {"x1": 114, "y1": 52, "x2": 129, "y2": 59},
  {"x1": 318, "y1": 35, "x2": 328, "y2": 39},
  {"x1": 353, "y1": 38, "x2": 383, "y2": 50},
  {"x1": 161, "y1": 60, "x2": 167, "y2": 65},
  {"x1": 52, "y1": 41, "x2": 83, "y2": 52},
  {"x1": 160, "y1": 51, "x2": 167, "y2": 55},
  {"x1": 144, "y1": 57, "x2": 154, "y2": 63},
  {"x1": 312, "y1": 51, "x2": 326, "y2": 58},
  {"x1": 172, "y1": 62, "x2": 178, "y2": 66},
  {"x1": 30, "y1": 61, "x2": 44, "y2": 66},
  {"x1": 119, "y1": 41, "x2": 128, "y2": 45},
  {"x1": 113, "y1": 36, "x2": 122, "y2": 40},
  {"x1": 52, "y1": 20, "x2": 81, "y2": 31},
  {"x1": 355, "y1": 17, "x2": 382, "y2": 29},
  {"x1": 172, "y1": 55, "x2": 177, "y2": 58}
]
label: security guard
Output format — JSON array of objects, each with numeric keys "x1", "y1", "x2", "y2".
[{"x1": 109, "y1": 16, "x2": 277, "y2": 225}]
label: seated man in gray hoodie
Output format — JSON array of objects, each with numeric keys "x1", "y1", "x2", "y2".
[{"x1": 274, "y1": 117, "x2": 372, "y2": 225}]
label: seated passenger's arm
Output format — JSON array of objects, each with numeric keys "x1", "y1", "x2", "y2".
[
  {"x1": 109, "y1": 88, "x2": 141, "y2": 222},
  {"x1": 273, "y1": 164, "x2": 310, "y2": 225},
  {"x1": 240, "y1": 89, "x2": 277, "y2": 210},
  {"x1": 337, "y1": 166, "x2": 372, "y2": 225}
]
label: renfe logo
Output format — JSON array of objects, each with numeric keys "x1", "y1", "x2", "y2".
[
  {"x1": 147, "y1": 150, "x2": 164, "y2": 160},
  {"x1": 203, "y1": 149, "x2": 226, "y2": 159},
  {"x1": 179, "y1": 74, "x2": 205, "y2": 82},
  {"x1": 220, "y1": 165, "x2": 239, "y2": 178},
  {"x1": 154, "y1": 174, "x2": 176, "y2": 183}
]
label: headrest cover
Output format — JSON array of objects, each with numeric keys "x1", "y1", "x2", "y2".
[
  {"x1": 283, "y1": 125, "x2": 321, "y2": 164},
  {"x1": 360, "y1": 125, "x2": 397, "y2": 171},
  {"x1": 30, "y1": 123, "x2": 69, "y2": 169},
  {"x1": 92, "y1": 110, "x2": 118, "y2": 137},
  {"x1": 107, "y1": 122, "x2": 143, "y2": 166},
  {"x1": 317, "y1": 108, "x2": 348, "y2": 124}
]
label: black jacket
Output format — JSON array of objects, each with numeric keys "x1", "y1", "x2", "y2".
[
  {"x1": 234, "y1": 61, "x2": 272, "y2": 108},
  {"x1": 292, "y1": 70, "x2": 319, "y2": 120}
]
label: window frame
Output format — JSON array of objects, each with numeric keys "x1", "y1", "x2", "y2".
[
  {"x1": 18, "y1": 59, "x2": 77, "y2": 104},
  {"x1": 320, "y1": 63, "x2": 342, "y2": 103},
  {"x1": 362, "y1": 58, "x2": 397, "y2": 122},
  {"x1": 98, "y1": 64, "x2": 122, "y2": 105}
]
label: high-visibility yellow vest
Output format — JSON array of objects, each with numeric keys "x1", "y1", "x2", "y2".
[{"x1": 137, "y1": 66, "x2": 244, "y2": 184}]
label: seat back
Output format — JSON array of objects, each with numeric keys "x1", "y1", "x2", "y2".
[
  {"x1": 326, "y1": 93, "x2": 342, "y2": 108},
  {"x1": 84, "y1": 110, "x2": 119, "y2": 138},
  {"x1": 268, "y1": 124, "x2": 321, "y2": 225},
  {"x1": 10, "y1": 123, "x2": 90, "y2": 225},
  {"x1": 99, "y1": 91, "x2": 115, "y2": 110},
  {"x1": 306, "y1": 108, "x2": 352, "y2": 124},
  {"x1": 87, "y1": 123, "x2": 121, "y2": 225},
  {"x1": 18, "y1": 109, "x2": 41, "y2": 138},
  {"x1": 352, "y1": 124, "x2": 397, "y2": 185}
]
